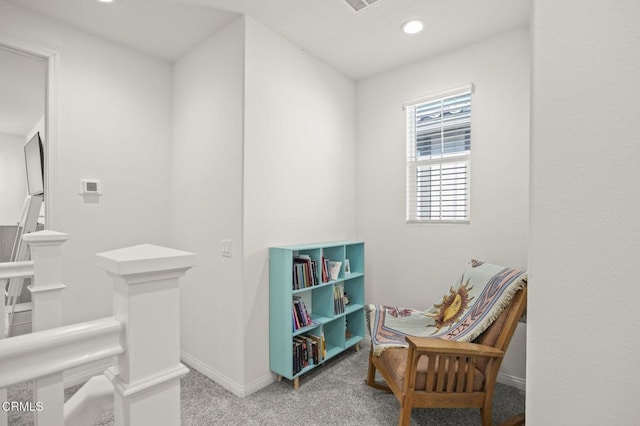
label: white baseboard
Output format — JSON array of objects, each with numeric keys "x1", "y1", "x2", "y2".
[
  {"x1": 497, "y1": 372, "x2": 526, "y2": 392},
  {"x1": 180, "y1": 351, "x2": 274, "y2": 398},
  {"x1": 62, "y1": 352, "x2": 276, "y2": 397},
  {"x1": 63, "y1": 357, "x2": 115, "y2": 388},
  {"x1": 243, "y1": 372, "x2": 275, "y2": 397}
]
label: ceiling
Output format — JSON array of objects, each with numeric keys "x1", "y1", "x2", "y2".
[
  {"x1": 4, "y1": 0, "x2": 530, "y2": 80},
  {"x1": 0, "y1": 0, "x2": 529, "y2": 137}
]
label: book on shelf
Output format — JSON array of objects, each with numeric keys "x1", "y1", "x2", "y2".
[
  {"x1": 292, "y1": 340, "x2": 299, "y2": 374},
  {"x1": 293, "y1": 332, "x2": 326, "y2": 373},
  {"x1": 310, "y1": 260, "x2": 319, "y2": 285},
  {"x1": 304, "y1": 332, "x2": 325, "y2": 363},
  {"x1": 292, "y1": 296, "x2": 315, "y2": 331},
  {"x1": 305, "y1": 335, "x2": 318, "y2": 364},
  {"x1": 333, "y1": 282, "x2": 345, "y2": 315},
  {"x1": 328, "y1": 261, "x2": 342, "y2": 281},
  {"x1": 309, "y1": 337, "x2": 318, "y2": 364},
  {"x1": 321, "y1": 257, "x2": 329, "y2": 283},
  {"x1": 295, "y1": 296, "x2": 312, "y2": 324},
  {"x1": 292, "y1": 338, "x2": 307, "y2": 374},
  {"x1": 292, "y1": 255, "x2": 319, "y2": 289},
  {"x1": 292, "y1": 306, "x2": 300, "y2": 331},
  {"x1": 293, "y1": 336, "x2": 309, "y2": 367},
  {"x1": 301, "y1": 335, "x2": 317, "y2": 365}
]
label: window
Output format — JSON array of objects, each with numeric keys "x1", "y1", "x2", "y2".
[{"x1": 405, "y1": 85, "x2": 472, "y2": 222}]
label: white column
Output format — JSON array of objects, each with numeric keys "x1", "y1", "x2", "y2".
[
  {"x1": 24, "y1": 230, "x2": 68, "y2": 426},
  {"x1": 97, "y1": 244, "x2": 195, "y2": 426}
]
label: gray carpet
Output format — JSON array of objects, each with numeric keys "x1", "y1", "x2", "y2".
[{"x1": 7, "y1": 341, "x2": 524, "y2": 425}]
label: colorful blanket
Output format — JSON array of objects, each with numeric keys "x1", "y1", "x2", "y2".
[{"x1": 366, "y1": 260, "x2": 527, "y2": 355}]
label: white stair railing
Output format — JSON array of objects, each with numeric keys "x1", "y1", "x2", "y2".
[
  {"x1": 0, "y1": 231, "x2": 195, "y2": 426},
  {"x1": 0, "y1": 317, "x2": 123, "y2": 425}
]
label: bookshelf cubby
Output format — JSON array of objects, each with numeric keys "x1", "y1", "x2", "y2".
[{"x1": 269, "y1": 241, "x2": 365, "y2": 389}]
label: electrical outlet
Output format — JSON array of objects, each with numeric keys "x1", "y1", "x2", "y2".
[{"x1": 221, "y1": 239, "x2": 231, "y2": 257}]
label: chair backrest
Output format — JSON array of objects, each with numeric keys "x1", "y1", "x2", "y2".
[
  {"x1": 469, "y1": 285, "x2": 526, "y2": 376},
  {"x1": 472, "y1": 285, "x2": 527, "y2": 352}
]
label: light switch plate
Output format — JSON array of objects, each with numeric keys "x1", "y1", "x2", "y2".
[{"x1": 221, "y1": 239, "x2": 231, "y2": 257}]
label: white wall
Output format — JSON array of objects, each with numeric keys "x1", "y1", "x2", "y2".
[
  {"x1": 529, "y1": 1, "x2": 640, "y2": 423},
  {"x1": 0, "y1": 133, "x2": 27, "y2": 225},
  {"x1": 172, "y1": 16, "x2": 246, "y2": 390},
  {"x1": 356, "y1": 28, "x2": 530, "y2": 386},
  {"x1": 243, "y1": 16, "x2": 357, "y2": 393},
  {"x1": 25, "y1": 116, "x2": 45, "y2": 143},
  {"x1": 0, "y1": 1, "x2": 173, "y2": 325}
]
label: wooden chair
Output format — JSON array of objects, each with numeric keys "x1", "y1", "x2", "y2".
[{"x1": 366, "y1": 286, "x2": 527, "y2": 426}]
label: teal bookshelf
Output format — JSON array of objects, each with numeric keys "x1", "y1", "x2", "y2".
[{"x1": 269, "y1": 241, "x2": 365, "y2": 389}]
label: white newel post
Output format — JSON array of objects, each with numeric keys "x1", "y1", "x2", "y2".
[
  {"x1": 25, "y1": 231, "x2": 68, "y2": 331},
  {"x1": 24, "y1": 230, "x2": 69, "y2": 426},
  {"x1": 96, "y1": 244, "x2": 195, "y2": 426}
]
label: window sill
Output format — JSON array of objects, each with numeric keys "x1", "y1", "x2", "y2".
[{"x1": 406, "y1": 220, "x2": 470, "y2": 225}]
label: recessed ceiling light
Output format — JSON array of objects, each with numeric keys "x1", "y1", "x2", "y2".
[
  {"x1": 97, "y1": 0, "x2": 113, "y2": 3},
  {"x1": 402, "y1": 20, "x2": 424, "y2": 35}
]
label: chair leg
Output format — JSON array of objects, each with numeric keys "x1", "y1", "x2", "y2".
[
  {"x1": 398, "y1": 403, "x2": 412, "y2": 426},
  {"x1": 366, "y1": 352, "x2": 376, "y2": 386},
  {"x1": 480, "y1": 399, "x2": 493, "y2": 426},
  {"x1": 365, "y1": 352, "x2": 393, "y2": 392}
]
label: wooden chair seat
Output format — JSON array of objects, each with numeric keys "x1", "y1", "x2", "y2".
[{"x1": 372, "y1": 347, "x2": 486, "y2": 392}]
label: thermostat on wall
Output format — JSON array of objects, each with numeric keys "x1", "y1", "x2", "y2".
[{"x1": 79, "y1": 178, "x2": 102, "y2": 196}]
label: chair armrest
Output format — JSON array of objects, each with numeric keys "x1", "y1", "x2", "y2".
[{"x1": 405, "y1": 336, "x2": 504, "y2": 359}]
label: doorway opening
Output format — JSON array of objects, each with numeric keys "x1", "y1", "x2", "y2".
[{"x1": 0, "y1": 37, "x2": 58, "y2": 336}]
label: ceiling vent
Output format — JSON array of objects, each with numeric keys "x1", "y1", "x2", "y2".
[{"x1": 342, "y1": 0, "x2": 381, "y2": 12}]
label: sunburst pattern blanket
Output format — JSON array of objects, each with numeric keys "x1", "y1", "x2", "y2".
[{"x1": 366, "y1": 260, "x2": 527, "y2": 355}]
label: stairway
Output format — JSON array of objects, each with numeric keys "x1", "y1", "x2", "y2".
[{"x1": 3, "y1": 302, "x2": 31, "y2": 336}]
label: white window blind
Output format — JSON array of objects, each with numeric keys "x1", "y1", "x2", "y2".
[{"x1": 405, "y1": 85, "x2": 472, "y2": 222}]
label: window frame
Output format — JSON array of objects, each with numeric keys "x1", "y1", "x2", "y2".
[{"x1": 404, "y1": 84, "x2": 473, "y2": 224}]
